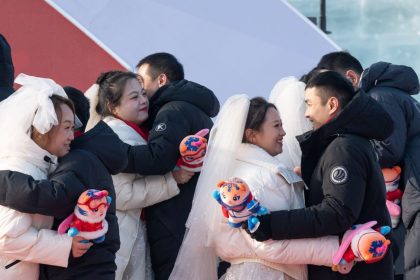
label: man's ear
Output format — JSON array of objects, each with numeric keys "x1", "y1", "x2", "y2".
[
  {"x1": 328, "y1": 96, "x2": 340, "y2": 115},
  {"x1": 157, "y1": 73, "x2": 168, "y2": 87},
  {"x1": 345, "y1": 70, "x2": 360, "y2": 89}
]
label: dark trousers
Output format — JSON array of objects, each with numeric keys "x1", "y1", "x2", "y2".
[{"x1": 148, "y1": 218, "x2": 182, "y2": 280}]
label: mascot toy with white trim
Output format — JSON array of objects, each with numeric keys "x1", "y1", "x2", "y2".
[
  {"x1": 213, "y1": 177, "x2": 268, "y2": 233},
  {"x1": 58, "y1": 189, "x2": 111, "y2": 243},
  {"x1": 178, "y1": 129, "x2": 209, "y2": 172},
  {"x1": 332, "y1": 221, "x2": 391, "y2": 274}
]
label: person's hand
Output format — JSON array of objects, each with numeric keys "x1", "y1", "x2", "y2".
[
  {"x1": 293, "y1": 166, "x2": 302, "y2": 177},
  {"x1": 242, "y1": 214, "x2": 272, "y2": 242},
  {"x1": 172, "y1": 168, "x2": 194, "y2": 185},
  {"x1": 71, "y1": 236, "x2": 93, "y2": 258}
]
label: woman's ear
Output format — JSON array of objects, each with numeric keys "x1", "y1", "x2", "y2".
[
  {"x1": 31, "y1": 126, "x2": 48, "y2": 149},
  {"x1": 244, "y1": 128, "x2": 255, "y2": 144},
  {"x1": 108, "y1": 102, "x2": 117, "y2": 117}
]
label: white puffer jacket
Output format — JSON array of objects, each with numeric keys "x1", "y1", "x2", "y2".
[
  {"x1": 213, "y1": 144, "x2": 339, "y2": 280},
  {"x1": 104, "y1": 116, "x2": 179, "y2": 280},
  {"x1": 0, "y1": 137, "x2": 72, "y2": 280}
]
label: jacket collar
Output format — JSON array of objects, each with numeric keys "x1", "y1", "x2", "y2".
[{"x1": 236, "y1": 143, "x2": 302, "y2": 184}]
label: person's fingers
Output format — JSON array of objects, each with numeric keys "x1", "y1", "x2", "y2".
[{"x1": 72, "y1": 237, "x2": 93, "y2": 257}]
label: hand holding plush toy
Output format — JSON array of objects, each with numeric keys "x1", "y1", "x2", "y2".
[
  {"x1": 177, "y1": 129, "x2": 209, "y2": 172},
  {"x1": 213, "y1": 177, "x2": 268, "y2": 233},
  {"x1": 58, "y1": 189, "x2": 111, "y2": 243},
  {"x1": 382, "y1": 166, "x2": 403, "y2": 228},
  {"x1": 332, "y1": 221, "x2": 391, "y2": 274}
]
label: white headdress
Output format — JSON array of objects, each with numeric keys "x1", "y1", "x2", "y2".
[
  {"x1": 84, "y1": 83, "x2": 101, "y2": 131},
  {"x1": 0, "y1": 73, "x2": 70, "y2": 161},
  {"x1": 269, "y1": 76, "x2": 313, "y2": 169},
  {"x1": 170, "y1": 94, "x2": 250, "y2": 280}
]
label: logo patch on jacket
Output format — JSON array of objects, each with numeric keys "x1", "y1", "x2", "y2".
[
  {"x1": 155, "y1": 123, "x2": 166, "y2": 132},
  {"x1": 330, "y1": 166, "x2": 348, "y2": 184}
]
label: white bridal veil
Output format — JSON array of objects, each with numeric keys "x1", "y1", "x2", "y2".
[
  {"x1": 269, "y1": 76, "x2": 313, "y2": 169},
  {"x1": 170, "y1": 94, "x2": 250, "y2": 280},
  {"x1": 84, "y1": 83, "x2": 101, "y2": 132}
]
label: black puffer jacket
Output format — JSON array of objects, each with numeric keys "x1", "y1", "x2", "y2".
[
  {"x1": 0, "y1": 33, "x2": 14, "y2": 101},
  {"x1": 269, "y1": 91, "x2": 394, "y2": 279},
  {"x1": 360, "y1": 62, "x2": 420, "y2": 279},
  {"x1": 125, "y1": 79, "x2": 219, "y2": 279},
  {"x1": 0, "y1": 121, "x2": 128, "y2": 279}
]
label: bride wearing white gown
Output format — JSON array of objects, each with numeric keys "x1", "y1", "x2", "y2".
[{"x1": 169, "y1": 93, "x2": 341, "y2": 280}]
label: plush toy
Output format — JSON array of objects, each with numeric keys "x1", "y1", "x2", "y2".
[
  {"x1": 382, "y1": 166, "x2": 403, "y2": 228},
  {"x1": 177, "y1": 128, "x2": 209, "y2": 172},
  {"x1": 58, "y1": 189, "x2": 111, "y2": 243},
  {"x1": 332, "y1": 221, "x2": 391, "y2": 274},
  {"x1": 213, "y1": 177, "x2": 268, "y2": 233}
]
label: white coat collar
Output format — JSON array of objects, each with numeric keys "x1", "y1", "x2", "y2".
[{"x1": 236, "y1": 143, "x2": 302, "y2": 184}]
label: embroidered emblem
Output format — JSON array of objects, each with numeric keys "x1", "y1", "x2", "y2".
[
  {"x1": 330, "y1": 166, "x2": 348, "y2": 184},
  {"x1": 155, "y1": 123, "x2": 167, "y2": 132}
]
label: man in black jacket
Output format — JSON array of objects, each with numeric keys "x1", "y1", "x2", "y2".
[
  {"x1": 248, "y1": 71, "x2": 394, "y2": 280},
  {"x1": 126, "y1": 52, "x2": 220, "y2": 279},
  {"x1": 0, "y1": 33, "x2": 14, "y2": 101},
  {"x1": 318, "y1": 51, "x2": 420, "y2": 280}
]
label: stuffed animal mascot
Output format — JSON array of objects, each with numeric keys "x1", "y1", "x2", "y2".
[
  {"x1": 213, "y1": 177, "x2": 268, "y2": 233},
  {"x1": 58, "y1": 189, "x2": 111, "y2": 243}
]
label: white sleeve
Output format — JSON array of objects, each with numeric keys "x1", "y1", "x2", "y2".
[
  {"x1": 0, "y1": 206, "x2": 72, "y2": 267},
  {"x1": 214, "y1": 220, "x2": 338, "y2": 267},
  {"x1": 114, "y1": 172, "x2": 179, "y2": 211}
]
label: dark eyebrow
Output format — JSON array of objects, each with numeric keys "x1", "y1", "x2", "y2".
[{"x1": 128, "y1": 91, "x2": 139, "y2": 96}]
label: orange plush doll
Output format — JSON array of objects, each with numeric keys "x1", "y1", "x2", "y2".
[
  {"x1": 213, "y1": 177, "x2": 268, "y2": 233},
  {"x1": 178, "y1": 129, "x2": 209, "y2": 172},
  {"x1": 332, "y1": 221, "x2": 391, "y2": 274}
]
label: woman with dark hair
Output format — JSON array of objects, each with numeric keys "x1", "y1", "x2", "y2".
[{"x1": 85, "y1": 70, "x2": 189, "y2": 280}]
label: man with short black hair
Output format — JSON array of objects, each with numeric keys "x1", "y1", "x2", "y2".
[
  {"x1": 318, "y1": 52, "x2": 420, "y2": 280},
  {"x1": 136, "y1": 52, "x2": 184, "y2": 98},
  {"x1": 247, "y1": 71, "x2": 394, "y2": 279},
  {"x1": 127, "y1": 52, "x2": 220, "y2": 280},
  {"x1": 316, "y1": 51, "x2": 363, "y2": 90}
]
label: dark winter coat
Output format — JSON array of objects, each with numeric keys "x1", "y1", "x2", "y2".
[
  {"x1": 360, "y1": 61, "x2": 420, "y2": 279},
  {"x1": 125, "y1": 79, "x2": 220, "y2": 280},
  {"x1": 269, "y1": 91, "x2": 394, "y2": 280},
  {"x1": 0, "y1": 33, "x2": 14, "y2": 101},
  {"x1": 0, "y1": 121, "x2": 128, "y2": 279}
]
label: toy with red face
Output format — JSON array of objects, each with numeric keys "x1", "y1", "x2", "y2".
[{"x1": 58, "y1": 189, "x2": 111, "y2": 243}]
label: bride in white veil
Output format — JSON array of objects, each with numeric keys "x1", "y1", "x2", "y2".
[
  {"x1": 169, "y1": 94, "x2": 250, "y2": 279},
  {"x1": 170, "y1": 94, "x2": 339, "y2": 280},
  {"x1": 269, "y1": 76, "x2": 313, "y2": 170}
]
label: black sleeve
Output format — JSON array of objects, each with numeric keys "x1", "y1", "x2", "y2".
[
  {"x1": 369, "y1": 90, "x2": 407, "y2": 167},
  {"x1": 124, "y1": 105, "x2": 190, "y2": 175},
  {"x1": 0, "y1": 169, "x2": 84, "y2": 218},
  {"x1": 270, "y1": 142, "x2": 368, "y2": 240}
]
